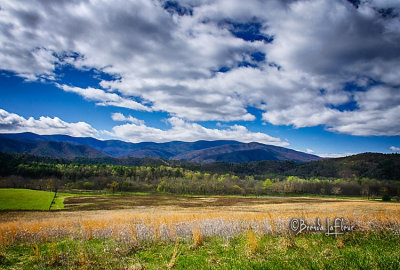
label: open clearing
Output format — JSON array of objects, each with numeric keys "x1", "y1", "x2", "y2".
[
  {"x1": 1, "y1": 192, "x2": 399, "y2": 221},
  {"x1": 62, "y1": 193, "x2": 352, "y2": 211},
  {"x1": 0, "y1": 189, "x2": 55, "y2": 210}
]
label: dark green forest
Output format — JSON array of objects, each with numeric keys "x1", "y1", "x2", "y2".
[{"x1": 0, "y1": 152, "x2": 399, "y2": 198}]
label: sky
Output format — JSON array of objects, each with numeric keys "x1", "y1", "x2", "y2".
[{"x1": 0, "y1": 0, "x2": 399, "y2": 157}]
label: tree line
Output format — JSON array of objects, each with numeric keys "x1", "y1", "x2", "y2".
[{"x1": 0, "y1": 152, "x2": 399, "y2": 198}]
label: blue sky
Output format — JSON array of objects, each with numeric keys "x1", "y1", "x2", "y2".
[{"x1": 0, "y1": 0, "x2": 399, "y2": 157}]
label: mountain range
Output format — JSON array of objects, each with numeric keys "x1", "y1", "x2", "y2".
[{"x1": 0, "y1": 132, "x2": 321, "y2": 163}]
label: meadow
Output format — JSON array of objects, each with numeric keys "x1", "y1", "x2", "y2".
[
  {"x1": 0, "y1": 189, "x2": 55, "y2": 211},
  {"x1": 1, "y1": 189, "x2": 400, "y2": 269}
]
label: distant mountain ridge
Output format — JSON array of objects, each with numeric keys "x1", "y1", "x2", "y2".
[
  {"x1": 0, "y1": 137, "x2": 107, "y2": 159},
  {"x1": 173, "y1": 142, "x2": 319, "y2": 162},
  {"x1": 0, "y1": 132, "x2": 321, "y2": 162}
]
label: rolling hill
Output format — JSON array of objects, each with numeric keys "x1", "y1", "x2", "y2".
[
  {"x1": 174, "y1": 142, "x2": 320, "y2": 163},
  {"x1": 0, "y1": 132, "x2": 321, "y2": 162},
  {"x1": 182, "y1": 152, "x2": 400, "y2": 180},
  {"x1": 0, "y1": 137, "x2": 107, "y2": 159}
]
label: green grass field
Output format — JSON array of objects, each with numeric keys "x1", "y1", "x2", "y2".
[
  {"x1": 0, "y1": 232, "x2": 399, "y2": 269},
  {"x1": 0, "y1": 189, "x2": 55, "y2": 210}
]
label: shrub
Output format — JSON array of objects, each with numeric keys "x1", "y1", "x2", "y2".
[{"x1": 382, "y1": 194, "x2": 391, "y2": 202}]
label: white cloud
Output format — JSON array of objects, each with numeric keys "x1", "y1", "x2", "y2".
[
  {"x1": 259, "y1": 0, "x2": 400, "y2": 136},
  {"x1": 111, "y1": 112, "x2": 145, "y2": 125},
  {"x1": 58, "y1": 84, "x2": 151, "y2": 111},
  {"x1": 0, "y1": 109, "x2": 98, "y2": 137},
  {"x1": 317, "y1": 153, "x2": 355, "y2": 158},
  {"x1": 0, "y1": 0, "x2": 399, "y2": 135},
  {"x1": 0, "y1": 108, "x2": 288, "y2": 146},
  {"x1": 306, "y1": 149, "x2": 314, "y2": 154},
  {"x1": 390, "y1": 146, "x2": 400, "y2": 152},
  {"x1": 107, "y1": 115, "x2": 288, "y2": 146}
]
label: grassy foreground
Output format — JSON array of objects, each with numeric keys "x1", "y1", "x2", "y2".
[
  {"x1": 1, "y1": 190, "x2": 400, "y2": 269},
  {"x1": 0, "y1": 189, "x2": 55, "y2": 210},
  {"x1": 0, "y1": 232, "x2": 399, "y2": 269}
]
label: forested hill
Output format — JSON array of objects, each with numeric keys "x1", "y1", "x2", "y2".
[
  {"x1": 0, "y1": 152, "x2": 399, "y2": 181},
  {"x1": 287, "y1": 153, "x2": 400, "y2": 180},
  {"x1": 185, "y1": 152, "x2": 400, "y2": 180},
  {"x1": 0, "y1": 132, "x2": 320, "y2": 162}
]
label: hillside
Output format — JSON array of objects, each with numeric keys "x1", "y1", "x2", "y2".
[
  {"x1": 0, "y1": 132, "x2": 321, "y2": 162},
  {"x1": 0, "y1": 137, "x2": 107, "y2": 159},
  {"x1": 290, "y1": 152, "x2": 400, "y2": 180},
  {"x1": 184, "y1": 152, "x2": 400, "y2": 180},
  {"x1": 0, "y1": 152, "x2": 399, "y2": 181},
  {"x1": 174, "y1": 142, "x2": 320, "y2": 163}
]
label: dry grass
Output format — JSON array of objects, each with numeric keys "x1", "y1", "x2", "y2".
[
  {"x1": 0, "y1": 198, "x2": 399, "y2": 249},
  {"x1": 336, "y1": 236, "x2": 344, "y2": 248},
  {"x1": 246, "y1": 230, "x2": 259, "y2": 254},
  {"x1": 32, "y1": 243, "x2": 40, "y2": 261},
  {"x1": 191, "y1": 227, "x2": 203, "y2": 248},
  {"x1": 167, "y1": 239, "x2": 181, "y2": 269},
  {"x1": 282, "y1": 232, "x2": 297, "y2": 249}
]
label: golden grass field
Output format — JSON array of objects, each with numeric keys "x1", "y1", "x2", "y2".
[{"x1": 1, "y1": 195, "x2": 400, "y2": 249}]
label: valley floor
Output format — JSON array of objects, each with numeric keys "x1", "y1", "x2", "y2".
[{"x1": 1, "y1": 191, "x2": 399, "y2": 269}]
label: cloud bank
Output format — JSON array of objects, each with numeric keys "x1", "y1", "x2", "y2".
[
  {"x1": 0, "y1": 0, "x2": 399, "y2": 136},
  {"x1": 0, "y1": 109, "x2": 288, "y2": 146},
  {"x1": 0, "y1": 109, "x2": 98, "y2": 137},
  {"x1": 107, "y1": 113, "x2": 288, "y2": 146}
]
